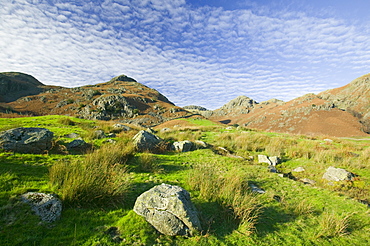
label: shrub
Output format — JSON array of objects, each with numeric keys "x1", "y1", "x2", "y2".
[{"x1": 49, "y1": 142, "x2": 135, "y2": 206}]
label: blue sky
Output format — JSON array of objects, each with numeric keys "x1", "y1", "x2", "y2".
[{"x1": 1, "y1": 0, "x2": 369, "y2": 109}]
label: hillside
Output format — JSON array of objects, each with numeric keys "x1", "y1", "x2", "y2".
[
  {"x1": 0, "y1": 73, "x2": 191, "y2": 127},
  {"x1": 202, "y1": 73, "x2": 370, "y2": 137},
  {"x1": 1, "y1": 116, "x2": 370, "y2": 245},
  {"x1": 208, "y1": 93, "x2": 367, "y2": 137},
  {"x1": 319, "y1": 73, "x2": 370, "y2": 115}
]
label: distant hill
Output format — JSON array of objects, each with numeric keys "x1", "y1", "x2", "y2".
[
  {"x1": 0, "y1": 73, "x2": 190, "y2": 127},
  {"x1": 0, "y1": 72, "x2": 47, "y2": 102},
  {"x1": 206, "y1": 73, "x2": 370, "y2": 137}
]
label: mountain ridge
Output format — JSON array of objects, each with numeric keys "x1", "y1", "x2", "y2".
[{"x1": 1, "y1": 71, "x2": 370, "y2": 137}]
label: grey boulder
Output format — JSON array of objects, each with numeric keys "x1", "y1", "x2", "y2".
[
  {"x1": 0, "y1": 127, "x2": 54, "y2": 154},
  {"x1": 67, "y1": 139, "x2": 87, "y2": 149},
  {"x1": 132, "y1": 130, "x2": 162, "y2": 151},
  {"x1": 172, "y1": 140, "x2": 193, "y2": 152},
  {"x1": 322, "y1": 166, "x2": 354, "y2": 181},
  {"x1": 133, "y1": 184, "x2": 201, "y2": 236}
]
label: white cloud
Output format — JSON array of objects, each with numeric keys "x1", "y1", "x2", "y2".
[{"x1": 0, "y1": 0, "x2": 369, "y2": 109}]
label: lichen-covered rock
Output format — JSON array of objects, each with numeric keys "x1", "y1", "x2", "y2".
[
  {"x1": 133, "y1": 184, "x2": 201, "y2": 236},
  {"x1": 21, "y1": 192, "x2": 62, "y2": 223},
  {"x1": 132, "y1": 130, "x2": 162, "y2": 151},
  {"x1": 322, "y1": 166, "x2": 354, "y2": 181},
  {"x1": 0, "y1": 127, "x2": 53, "y2": 154},
  {"x1": 172, "y1": 140, "x2": 193, "y2": 152}
]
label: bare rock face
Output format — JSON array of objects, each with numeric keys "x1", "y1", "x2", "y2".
[
  {"x1": 322, "y1": 166, "x2": 354, "y2": 181},
  {"x1": 132, "y1": 130, "x2": 162, "y2": 151},
  {"x1": 133, "y1": 184, "x2": 202, "y2": 236},
  {"x1": 0, "y1": 127, "x2": 54, "y2": 154},
  {"x1": 21, "y1": 192, "x2": 62, "y2": 223}
]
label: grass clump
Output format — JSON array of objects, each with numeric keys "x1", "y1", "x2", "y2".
[
  {"x1": 315, "y1": 212, "x2": 351, "y2": 238},
  {"x1": 49, "y1": 142, "x2": 135, "y2": 206},
  {"x1": 188, "y1": 165, "x2": 260, "y2": 235},
  {"x1": 57, "y1": 117, "x2": 76, "y2": 126},
  {"x1": 135, "y1": 152, "x2": 162, "y2": 173}
]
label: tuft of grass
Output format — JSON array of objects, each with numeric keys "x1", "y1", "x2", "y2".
[
  {"x1": 57, "y1": 117, "x2": 76, "y2": 126},
  {"x1": 49, "y1": 142, "x2": 135, "y2": 206},
  {"x1": 136, "y1": 152, "x2": 162, "y2": 173},
  {"x1": 315, "y1": 212, "x2": 351, "y2": 238}
]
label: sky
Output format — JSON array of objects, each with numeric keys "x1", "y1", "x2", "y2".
[{"x1": 1, "y1": 0, "x2": 370, "y2": 109}]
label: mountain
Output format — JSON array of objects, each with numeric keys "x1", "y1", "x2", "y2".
[
  {"x1": 207, "y1": 74, "x2": 370, "y2": 137},
  {"x1": 0, "y1": 72, "x2": 47, "y2": 102},
  {"x1": 0, "y1": 73, "x2": 190, "y2": 127}
]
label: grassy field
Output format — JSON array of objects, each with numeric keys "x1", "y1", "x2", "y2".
[{"x1": 1, "y1": 116, "x2": 370, "y2": 245}]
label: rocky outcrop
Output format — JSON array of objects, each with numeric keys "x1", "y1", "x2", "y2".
[
  {"x1": 132, "y1": 130, "x2": 162, "y2": 151},
  {"x1": 78, "y1": 95, "x2": 137, "y2": 120},
  {"x1": 133, "y1": 184, "x2": 201, "y2": 236},
  {"x1": 0, "y1": 127, "x2": 54, "y2": 154},
  {"x1": 183, "y1": 105, "x2": 209, "y2": 111},
  {"x1": 21, "y1": 192, "x2": 62, "y2": 223}
]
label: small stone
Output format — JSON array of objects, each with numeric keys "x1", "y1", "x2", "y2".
[
  {"x1": 64, "y1": 133, "x2": 80, "y2": 138},
  {"x1": 258, "y1": 155, "x2": 272, "y2": 165},
  {"x1": 250, "y1": 184, "x2": 265, "y2": 194},
  {"x1": 292, "y1": 167, "x2": 305, "y2": 172},
  {"x1": 301, "y1": 178, "x2": 316, "y2": 185}
]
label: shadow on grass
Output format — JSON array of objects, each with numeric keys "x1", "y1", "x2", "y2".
[
  {"x1": 255, "y1": 205, "x2": 296, "y2": 237},
  {"x1": 196, "y1": 200, "x2": 239, "y2": 238},
  {"x1": 127, "y1": 154, "x2": 189, "y2": 174},
  {"x1": 0, "y1": 153, "x2": 49, "y2": 180}
]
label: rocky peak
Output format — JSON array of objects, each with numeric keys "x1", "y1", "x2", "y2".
[{"x1": 220, "y1": 95, "x2": 258, "y2": 110}]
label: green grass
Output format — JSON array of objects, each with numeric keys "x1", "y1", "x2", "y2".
[
  {"x1": 181, "y1": 118, "x2": 222, "y2": 127},
  {"x1": 1, "y1": 116, "x2": 370, "y2": 245}
]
